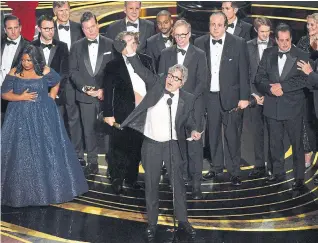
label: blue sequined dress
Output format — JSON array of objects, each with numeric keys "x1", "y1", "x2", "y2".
[{"x1": 1, "y1": 69, "x2": 88, "y2": 207}]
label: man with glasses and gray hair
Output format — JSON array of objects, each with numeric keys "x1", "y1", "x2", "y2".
[
  {"x1": 107, "y1": 36, "x2": 201, "y2": 240},
  {"x1": 158, "y1": 19, "x2": 208, "y2": 200}
]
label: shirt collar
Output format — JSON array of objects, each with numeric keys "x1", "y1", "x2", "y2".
[
  {"x1": 126, "y1": 18, "x2": 139, "y2": 25},
  {"x1": 87, "y1": 34, "x2": 100, "y2": 43},
  {"x1": 171, "y1": 88, "x2": 180, "y2": 97},
  {"x1": 57, "y1": 20, "x2": 70, "y2": 27},
  {"x1": 232, "y1": 17, "x2": 238, "y2": 28},
  {"x1": 177, "y1": 43, "x2": 190, "y2": 52},
  {"x1": 210, "y1": 32, "x2": 226, "y2": 44},
  {"x1": 7, "y1": 35, "x2": 21, "y2": 44},
  {"x1": 257, "y1": 38, "x2": 269, "y2": 43},
  {"x1": 40, "y1": 36, "x2": 53, "y2": 45}
]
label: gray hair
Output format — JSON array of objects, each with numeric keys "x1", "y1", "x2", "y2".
[
  {"x1": 115, "y1": 31, "x2": 139, "y2": 44},
  {"x1": 53, "y1": 1, "x2": 70, "y2": 8},
  {"x1": 168, "y1": 64, "x2": 188, "y2": 83},
  {"x1": 124, "y1": 1, "x2": 141, "y2": 7},
  {"x1": 173, "y1": 19, "x2": 191, "y2": 33},
  {"x1": 156, "y1": 10, "x2": 172, "y2": 19}
]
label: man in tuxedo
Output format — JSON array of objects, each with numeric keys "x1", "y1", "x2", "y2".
[
  {"x1": 32, "y1": 15, "x2": 69, "y2": 115},
  {"x1": 255, "y1": 23, "x2": 309, "y2": 190},
  {"x1": 52, "y1": 1, "x2": 85, "y2": 165},
  {"x1": 146, "y1": 10, "x2": 174, "y2": 71},
  {"x1": 105, "y1": 1, "x2": 155, "y2": 53},
  {"x1": 70, "y1": 11, "x2": 114, "y2": 175},
  {"x1": 102, "y1": 31, "x2": 155, "y2": 194},
  {"x1": 194, "y1": 12, "x2": 250, "y2": 186},
  {"x1": 158, "y1": 19, "x2": 208, "y2": 199},
  {"x1": 247, "y1": 17, "x2": 275, "y2": 178},
  {"x1": 1, "y1": 15, "x2": 29, "y2": 120},
  {"x1": 222, "y1": 1, "x2": 252, "y2": 41},
  {"x1": 107, "y1": 36, "x2": 200, "y2": 240}
]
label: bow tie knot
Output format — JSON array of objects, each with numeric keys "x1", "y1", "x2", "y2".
[
  {"x1": 127, "y1": 22, "x2": 138, "y2": 28},
  {"x1": 257, "y1": 40, "x2": 268, "y2": 45},
  {"x1": 176, "y1": 48, "x2": 186, "y2": 55},
  {"x1": 278, "y1": 51, "x2": 289, "y2": 58},
  {"x1": 163, "y1": 36, "x2": 173, "y2": 43},
  {"x1": 212, "y1": 39, "x2": 222, "y2": 45},
  {"x1": 228, "y1": 23, "x2": 234, "y2": 28},
  {"x1": 164, "y1": 89, "x2": 174, "y2": 98},
  {"x1": 88, "y1": 39, "x2": 98, "y2": 45},
  {"x1": 6, "y1": 39, "x2": 17, "y2": 46},
  {"x1": 41, "y1": 43, "x2": 53, "y2": 50},
  {"x1": 58, "y1": 24, "x2": 70, "y2": 31}
]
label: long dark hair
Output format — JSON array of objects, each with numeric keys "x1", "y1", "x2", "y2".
[{"x1": 15, "y1": 45, "x2": 45, "y2": 76}]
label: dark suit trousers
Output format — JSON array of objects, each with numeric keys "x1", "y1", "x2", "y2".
[
  {"x1": 266, "y1": 113, "x2": 305, "y2": 180},
  {"x1": 186, "y1": 95, "x2": 204, "y2": 185},
  {"x1": 58, "y1": 83, "x2": 84, "y2": 159},
  {"x1": 206, "y1": 92, "x2": 242, "y2": 176},
  {"x1": 108, "y1": 127, "x2": 143, "y2": 183},
  {"x1": 142, "y1": 138, "x2": 188, "y2": 225}
]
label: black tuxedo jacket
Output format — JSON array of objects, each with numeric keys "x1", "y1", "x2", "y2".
[
  {"x1": 255, "y1": 46, "x2": 310, "y2": 120},
  {"x1": 247, "y1": 38, "x2": 275, "y2": 96},
  {"x1": 307, "y1": 60, "x2": 318, "y2": 118},
  {"x1": 105, "y1": 18, "x2": 155, "y2": 53},
  {"x1": 103, "y1": 53, "x2": 155, "y2": 123},
  {"x1": 31, "y1": 39, "x2": 69, "y2": 105},
  {"x1": 69, "y1": 35, "x2": 114, "y2": 103},
  {"x1": 232, "y1": 19, "x2": 252, "y2": 41},
  {"x1": 121, "y1": 54, "x2": 196, "y2": 160},
  {"x1": 146, "y1": 33, "x2": 169, "y2": 71},
  {"x1": 53, "y1": 20, "x2": 84, "y2": 46},
  {"x1": 0, "y1": 36, "x2": 29, "y2": 69},
  {"x1": 158, "y1": 44, "x2": 208, "y2": 99},
  {"x1": 194, "y1": 32, "x2": 250, "y2": 110}
]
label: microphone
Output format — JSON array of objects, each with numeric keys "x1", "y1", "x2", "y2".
[
  {"x1": 228, "y1": 95, "x2": 257, "y2": 113},
  {"x1": 113, "y1": 122, "x2": 123, "y2": 130},
  {"x1": 167, "y1": 98, "x2": 172, "y2": 106},
  {"x1": 96, "y1": 111, "x2": 123, "y2": 130}
]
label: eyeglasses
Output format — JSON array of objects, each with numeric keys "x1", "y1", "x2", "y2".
[
  {"x1": 167, "y1": 73, "x2": 182, "y2": 82},
  {"x1": 41, "y1": 27, "x2": 54, "y2": 32},
  {"x1": 174, "y1": 32, "x2": 189, "y2": 39}
]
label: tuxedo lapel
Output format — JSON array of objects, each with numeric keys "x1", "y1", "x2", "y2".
[
  {"x1": 280, "y1": 49, "x2": 297, "y2": 82},
  {"x1": 270, "y1": 49, "x2": 280, "y2": 82},
  {"x1": 252, "y1": 39, "x2": 260, "y2": 64},
  {"x1": 119, "y1": 57, "x2": 133, "y2": 91},
  {"x1": 183, "y1": 44, "x2": 195, "y2": 68},
  {"x1": 94, "y1": 37, "x2": 105, "y2": 76},
  {"x1": 33, "y1": 39, "x2": 46, "y2": 61},
  {"x1": 11, "y1": 38, "x2": 23, "y2": 69},
  {"x1": 83, "y1": 39, "x2": 94, "y2": 77},
  {"x1": 157, "y1": 34, "x2": 166, "y2": 52},
  {"x1": 233, "y1": 21, "x2": 242, "y2": 37},
  {"x1": 171, "y1": 46, "x2": 178, "y2": 65},
  {"x1": 48, "y1": 40, "x2": 58, "y2": 66},
  {"x1": 138, "y1": 19, "x2": 146, "y2": 46},
  {"x1": 204, "y1": 35, "x2": 211, "y2": 72},
  {"x1": 175, "y1": 93, "x2": 185, "y2": 129},
  {"x1": 53, "y1": 22, "x2": 60, "y2": 41},
  {"x1": 220, "y1": 34, "x2": 231, "y2": 71}
]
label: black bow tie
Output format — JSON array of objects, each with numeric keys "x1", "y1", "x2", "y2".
[
  {"x1": 41, "y1": 43, "x2": 53, "y2": 50},
  {"x1": 164, "y1": 89, "x2": 174, "y2": 98},
  {"x1": 258, "y1": 40, "x2": 268, "y2": 45},
  {"x1": 163, "y1": 36, "x2": 173, "y2": 43},
  {"x1": 6, "y1": 39, "x2": 17, "y2": 46},
  {"x1": 88, "y1": 39, "x2": 98, "y2": 45},
  {"x1": 228, "y1": 23, "x2": 235, "y2": 28},
  {"x1": 212, "y1": 39, "x2": 222, "y2": 45},
  {"x1": 58, "y1": 24, "x2": 70, "y2": 31},
  {"x1": 127, "y1": 22, "x2": 138, "y2": 28},
  {"x1": 176, "y1": 48, "x2": 186, "y2": 55},
  {"x1": 278, "y1": 51, "x2": 289, "y2": 58}
]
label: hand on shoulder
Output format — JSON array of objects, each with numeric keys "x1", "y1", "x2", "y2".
[
  {"x1": 8, "y1": 67, "x2": 17, "y2": 76},
  {"x1": 43, "y1": 66, "x2": 51, "y2": 75}
]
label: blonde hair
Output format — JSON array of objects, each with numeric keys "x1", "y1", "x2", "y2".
[
  {"x1": 173, "y1": 19, "x2": 191, "y2": 33},
  {"x1": 307, "y1": 13, "x2": 318, "y2": 23}
]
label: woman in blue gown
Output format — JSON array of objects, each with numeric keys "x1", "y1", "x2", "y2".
[{"x1": 1, "y1": 45, "x2": 88, "y2": 207}]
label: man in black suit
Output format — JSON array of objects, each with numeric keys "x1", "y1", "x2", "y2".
[
  {"x1": 102, "y1": 31, "x2": 155, "y2": 194},
  {"x1": 105, "y1": 1, "x2": 155, "y2": 53},
  {"x1": 108, "y1": 36, "x2": 200, "y2": 240},
  {"x1": 52, "y1": 1, "x2": 85, "y2": 165},
  {"x1": 1, "y1": 15, "x2": 29, "y2": 120},
  {"x1": 255, "y1": 23, "x2": 309, "y2": 190},
  {"x1": 296, "y1": 58, "x2": 318, "y2": 185},
  {"x1": 195, "y1": 12, "x2": 250, "y2": 186},
  {"x1": 146, "y1": 10, "x2": 174, "y2": 71},
  {"x1": 158, "y1": 19, "x2": 208, "y2": 199},
  {"x1": 222, "y1": 1, "x2": 252, "y2": 41},
  {"x1": 247, "y1": 17, "x2": 275, "y2": 178},
  {"x1": 70, "y1": 12, "x2": 114, "y2": 175},
  {"x1": 32, "y1": 15, "x2": 69, "y2": 115}
]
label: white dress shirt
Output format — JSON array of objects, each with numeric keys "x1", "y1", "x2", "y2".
[
  {"x1": 123, "y1": 55, "x2": 147, "y2": 106},
  {"x1": 278, "y1": 48, "x2": 290, "y2": 76},
  {"x1": 162, "y1": 34, "x2": 173, "y2": 48},
  {"x1": 226, "y1": 17, "x2": 238, "y2": 35},
  {"x1": 177, "y1": 43, "x2": 189, "y2": 65},
  {"x1": 257, "y1": 38, "x2": 269, "y2": 60},
  {"x1": 40, "y1": 38, "x2": 52, "y2": 65},
  {"x1": 1, "y1": 35, "x2": 21, "y2": 75},
  {"x1": 57, "y1": 21, "x2": 71, "y2": 51},
  {"x1": 210, "y1": 34, "x2": 226, "y2": 92},
  {"x1": 144, "y1": 89, "x2": 179, "y2": 142},
  {"x1": 88, "y1": 35, "x2": 99, "y2": 73},
  {"x1": 126, "y1": 18, "x2": 139, "y2": 33}
]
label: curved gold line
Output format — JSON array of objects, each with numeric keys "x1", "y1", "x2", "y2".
[
  {"x1": 0, "y1": 232, "x2": 31, "y2": 243},
  {"x1": 249, "y1": 15, "x2": 307, "y2": 22},
  {"x1": 251, "y1": 4, "x2": 318, "y2": 11}
]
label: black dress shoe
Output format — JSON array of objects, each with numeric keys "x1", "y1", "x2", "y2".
[
  {"x1": 202, "y1": 171, "x2": 217, "y2": 181},
  {"x1": 230, "y1": 176, "x2": 242, "y2": 186},
  {"x1": 125, "y1": 180, "x2": 144, "y2": 190},
  {"x1": 248, "y1": 167, "x2": 266, "y2": 178},
  {"x1": 192, "y1": 187, "x2": 203, "y2": 200},
  {"x1": 112, "y1": 178, "x2": 123, "y2": 195},
  {"x1": 314, "y1": 175, "x2": 318, "y2": 185},
  {"x1": 84, "y1": 163, "x2": 99, "y2": 175},
  {"x1": 178, "y1": 221, "x2": 196, "y2": 236},
  {"x1": 265, "y1": 174, "x2": 284, "y2": 184},
  {"x1": 292, "y1": 179, "x2": 304, "y2": 190},
  {"x1": 146, "y1": 225, "x2": 157, "y2": 240},
  {"x1": 78, "y1": 158, "x2": 86, "y2": 167}
]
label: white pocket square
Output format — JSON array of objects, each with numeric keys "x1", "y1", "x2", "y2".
[
  {"x1": 103, "y1": 52, "x2": 111, "y2": 55},
  {"x1": 229, "y1": 59, "x2": 233, "y2": 61}
]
